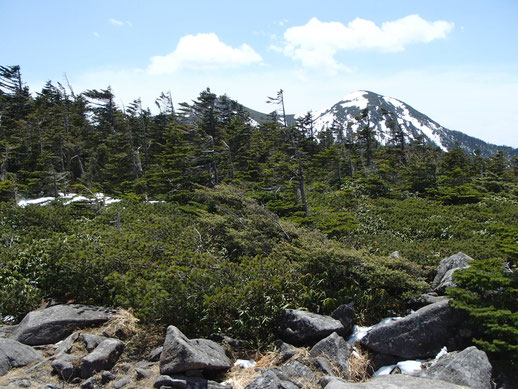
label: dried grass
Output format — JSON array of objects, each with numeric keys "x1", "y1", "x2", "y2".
[
  {"x1": 348, "y1": 345, "x2": 373, "y2": 382},
  {"x1": 97, "y1": 308, "x2": 139, "y2": 340}
]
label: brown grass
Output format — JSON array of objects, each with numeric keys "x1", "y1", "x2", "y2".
[{"x1": 348, "y1": 345, "x2": 373, "y2": 382}]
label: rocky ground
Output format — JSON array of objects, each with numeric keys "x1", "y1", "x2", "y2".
[{"x1": 0, "y1": 253, "x2": 510, "y2": 388}]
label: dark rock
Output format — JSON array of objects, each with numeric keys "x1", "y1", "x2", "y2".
[
  {"x1": 360, "y1": 300, "x2": 468, "y2": 359},
  {"x1": 323, "y1": 374, "x2": 468, "y2": 388},
  {"x1": 82, "y1": 333, "x2": 107, "y2": 351},
  {"x1": 79, "y1": 338, "x2": 125, "y2": 378},
  {"x1": 101, "y1": 370, "x2": 117, "y2": 383},
  {"x1": 136, "y1": 360, "x2": 156, "y2": 368},
  {"x1": 54, "y1": 331, "x2": 80, "y2": 355},
  {"x1": 39, "y1": 385, "x2": 63, "y2": 389},
  {"x1": 371, "y1": 353, "x2": 401, "y2": 371},
  {"x1": 433, "y1": 252, "x2": 473, "y2": 294},
  {"x1": 51, "y1": 354, "x2": 81, "y2": 381},
  {"x1": 274, "y1": 340, "x2": 297, "y2": 362},
  {"x1": 420, "y1": 346, "x2": 492, "y2": 389},
  {"x1": 244, "y1": 369, "x2": 300, "y2": 389},
  {"x1": 149, "y1": 346, "x2": 163, "y2": 362},
  {"x1": 114, "y1": 375, "x2": 133, "y2": 388},
  {"x1": 278, "y1": 309, "x2": 345, "y2": 346},
  {"x1": 331, "y1": 303, "x2": 354, "y2": 335},
  {"x1": 280, "y1": 360, "x2": 315, "y2": 383},
  {"x1": 0, "y1": 339, "x2": 43, "y2": 376},
  {"x1": 159, "y1": 325, "x2": 231, "y2": 375},
  {"x1": 310, "y1": 332, "x2": 351, "y2": 378},
  {"x1": 209, "y1": 333, "x2": 244, "y2": 348},
  {"x1": 10, "y1": 304, "x2": 114, "y2": 346},
  {"x1": 136, "y1": 367, "x2": 153, "y2": 379},
  {"x1": 154, "y1": 375, "x2": 186, "y2": 388},
  {"x1": 408, "y1": 293, "x2": 448, "y2": 310},
  {"x1": 312, "y1": 356, "x2": 335, "y2": 376},
  {"x1": 80, "y1": 376, "x2": 96, "y2": 389}
]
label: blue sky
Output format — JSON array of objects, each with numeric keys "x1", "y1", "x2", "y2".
[{"x1": 2, "y1": 0, "x2": 517, "y2": 146}]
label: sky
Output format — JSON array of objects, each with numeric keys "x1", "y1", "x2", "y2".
[{"x1": 1, "y1": 0, "x2": 517, "y2": 147}]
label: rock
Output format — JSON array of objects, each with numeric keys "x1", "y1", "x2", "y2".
[
  {"x1": 82, "y1": 333, "x2": 107, "y2": 351},
  {"x1": 54, "y1": 331, "x2": 80, "y2": 355},
  {"x1": 323, "y1": 374, "x2": 469, "y2": 388},
  {"x1": 209, "y1": 333, "x2": 244, "y2": 348},
  {"x1": 420, "y1": 346, "x2": 492, "y2": 389},
  {"x1": 114, "y1": 375, "x2": 133, "y2": 388},
  {"x1": 79, "y1": 338, "x2": 125, "y2": 378},
  {"x1": 51, "y1": 354, "x2": 81, "y2": 381},
  {"x1": 244, "y1": 369, "x2": 300, "y2": 389},
  {"x1": 310, "y1": 332, "x2": 351, "y2": 378},
  {"x1": 278, "y1": 309, "x2": 345, "y2": 346},
  {"x1": 149, "y1": 346, "x2": 163, "y2": 362},
  {"x1": 159, "y1": 325, "x2": 231, "y2": 375},
  {"x1": 331, "y1": 303, "x2": 354, "y2": 335},
  {"x1": 39, "y1": 385, "x2": 63, "y2": 389},
  {"x1": 10, "y1": 304, "x2": 114, "y2": 346},
  {"x1": 154, "y1": 375, "x2": 186, "y2": 388},
  {"x1": 280, "y1": 360, "x2": 315, "y2": 383},
  {"x1": 0, "y1": 339, "x2": 43, "y2": 376},
  {"x1": 80, "y1": 376, "x2": 96, "y2": 389},
  {"x1": 432, "y1": 253, "x2": 473, "y2": 294},
  {"x1": 101, "y1": 370, "x2": 117, "y2": 383},
  {"x1": 274, "y1": 340, "x2": 297, "y2": 362},
  {"x1": 7, "y1": 378, "x2": 31, "y2": 387},
  {"x1": 313, "y1": 357, "x2": 335, "y2": 376},
  {"x1": 360, "y1": 300, "x2": 468, "y2": 359},
  {"x1": 136, "y1": 367, "x2": 153, "y2": 379},
  {"x1": 408, "y1": 293, "x2": 448, "y2": 310}
]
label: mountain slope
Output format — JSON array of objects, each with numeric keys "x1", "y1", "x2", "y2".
[{"x1": 296, "y1": 90, "x2": 517, "y2": 157}]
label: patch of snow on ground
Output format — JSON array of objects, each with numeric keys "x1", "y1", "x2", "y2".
[
  {"x1": 346, "y1": 316, "x2": 402, "y2": 344},
  {"x1": 374, "y1": 360, "x2": 424, "y2": 376},
  {"x1": 434, "y1": 346, "x2": 448, "y2": 360},
  {"x1": 17, "y1": 193, "x2": 120, "y2": 207},
  {"x1": 233, "y1": 359, "x2": 256, "y2": 369}
]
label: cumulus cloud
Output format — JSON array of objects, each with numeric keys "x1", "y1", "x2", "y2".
[
  {"x1": 147, "y1": 33, "x2": 262, "y2": 74},
  {"x1": 282, "y1": 15, "x2": 454, "y2": 73}
]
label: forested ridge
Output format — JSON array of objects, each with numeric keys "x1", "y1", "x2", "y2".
[{"x1": 0, "y1": 65, "x2": 517, "y2": 370}]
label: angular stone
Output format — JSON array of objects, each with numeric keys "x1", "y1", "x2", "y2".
[
  {"x1": 148, "y1": 346, "x2": 163, "y2": 362},
  {"x1": 114, "y1": 375, "x2": 133, "y2": 388},
  {"x1": 278, "y1": 309, "x2": 345, "y2": 346},
  {"x1": 136, "y1": 367, "x2": 153, "y2": 379},
  {"x1": 310, "y1": 332, "x2": 351, "y2": 379},
  {"x1": 82, "y1": 333, "x2": 107, "y2": 351},
  {"x1": 0, "y1": 339, "x2": 43, "y2": 376},
  {"x1": 433, "y1": 252, "x2": 473, "y2": 294},
  {"x1": 11, "y1": 305, "x2": 114, "y2": 346},
  {"x1": 79, "y1": 338, "x2": 125, "y2": 378},
  {"x1": 159, "y1": 326, "x2": 231, "y2": 375},
  {"x1": 51, "y1": 354, "x2": 81, "y2": 381},
  {"x1": 54, "y1": 331, "x2": 80, "y2": 355},
  {"x1": 360, "y1": 301, "x2": 467, "y2": 359},
  {"x1": 274, "y1": 340, "x2": 296, "y2": 362},
  {"x1": 323, "y1": 374, "x2": 468, "y2": 388},
  {"x1": 331, "y1": 303, "x2": 354, "y2": 335},
  {"x1": 420, "y1": 346, "x2": 492, "y2": 389},
  {"x1": 281, "y1": 360, "x2": 315, "y2": 383},
  {"x1": 244, "y1": 369, "x2": 300, "y2": 389}
]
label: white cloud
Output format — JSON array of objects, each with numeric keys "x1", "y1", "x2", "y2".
[
  {"x1": 93, "y1": 32, "x2": 100, "y2": 38},
  {"x1": 109, "y1": 18, "x2": 124, "y2": 26},
  {"x1": 109, "y1": 18, "x2": 132, "y2": 27},
  {"x1": 147, "y1": 33, "x2": 262, "y2": 74},
  {"x1": 282, "y1": 15, "x2": 454, "y2": 73}
]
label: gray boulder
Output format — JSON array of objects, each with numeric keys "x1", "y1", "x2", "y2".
[
  {"x1": 408, "y1": 293, "x2": 448, "y2": 310},
  {"x1": 54, "y1": 331, "x2": 80, "y2": 355},
  {"x1": 11, "y1": 304, "x2": 115, "y2": 346},
  {"x1": 278, "y1": 309, "x2": 345, "y2": 346},
  {"x1": 82, "y1": 333, "x2": 107, "y2": 351},
  {"x1": 160, "y1": 325, "x2": 231, "y2": 375},
  {"x1": 331, "y1": 303, "x2": 355, "y2": 335},
  {"x1": 324, "y1": 374, "x2": 469, "y2": 388},
  {"x1": 0, "y1": 338, "x2": 42, "y2": 376},
  {"x1": 51, "y1": 354, "x2": 81, "y2": 381},
  {"x1": 310, "y1": 332, "x2": 351, "y2": 378},
  {"x1": 79, "y1": 338, "x2": 125, "y2": 378},
  {"x1": 154, "y1": 374, "x2": 231, "y2": 389},
  {"x1": 360, "y1": 300, "x2": 467, "y2": 359},
  {"x1": 420, "y1": 346, "x2": 492, "y2": 389},
  {"x1": 433, "y1": 252, "x2": 473, "y2": 294},
  {"x1": 280, "y1": 360, "x2": 315, "y2": 383},
  {"x1": 149, "y1": 345, "x2": 163, "y2": 362},
  {"x1": 244, "y1": 369, "x2": 300, "y2": 389}
]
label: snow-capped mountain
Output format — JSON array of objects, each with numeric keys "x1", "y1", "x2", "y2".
[{"x1": 293, "y1": 90, "x2": 517, "y2": 157}]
